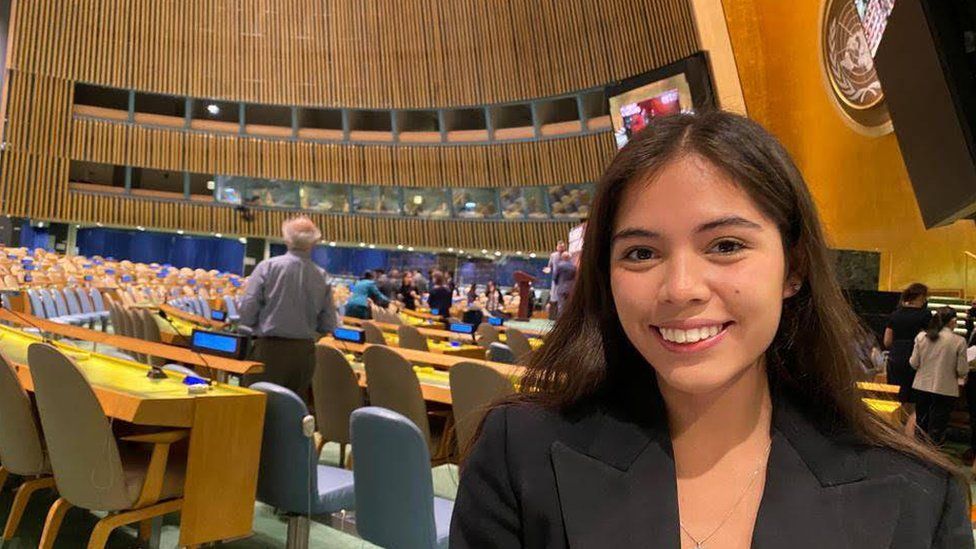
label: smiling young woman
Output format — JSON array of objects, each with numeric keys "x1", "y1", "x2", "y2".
[{"x1": 450, "y1": 112, "x2": 972, "y2": 549}]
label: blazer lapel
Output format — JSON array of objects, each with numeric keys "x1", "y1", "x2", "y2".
[
  {"x1": 753, "y1": 397, "x2": 902, "y2": 549},
  {"x1": 550, "y1": 408, "x2": 681, "y2": 549}
]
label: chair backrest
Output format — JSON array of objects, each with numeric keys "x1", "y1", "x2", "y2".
[
  {"x1": 449, "y1": 361, "x2": 515, "y2": 451},
  {"x1": 505, "y1": 328, "x2": 533, "y2": 363},
  {"x1": 108, "y1": 303, "x2": 122, "y2": 335},
  {"x1": 127, "y1": 309, "x2": 145, "y2": 341},
  {"x1": 0, "y1": 293, "x2": 10, "y2": 310},
  {"x1": 362, "y1": 345, "x2": 431, "y2": 447},
  {"x1": 137, "y1": 309, "x2": 164, "y2": 366},
  {"x1": 116, "y1": 305, "x2": 133, "y2": 337},
  {"x1": 27, "y1": 290, "x2": 46, "y2": 318},
  {"x1": 89, "y1": 288, "x2": 106, "y2": 311},
  {"x1": 0, "y1": 351, "x2": 47, "y2": 475},
  {"x1": 75, "y1": 287, "x2": 95, "y2": 314},
  {"x1": 223, "y1": 295, "x2": 238, "y2": 316},
  {"x1": 362, "y1": 321, "x2": 387, "y2": 345},
  {"x1": 312, "y1": 345, "x2": 364, "y2": 445},
  {"x1": 487, "y1": 342, "x2": 516, "y2": 364},
  {"x1": 476, "y1": 323, "x2": 500, "y2": 349},
  {"x1": 28, "y1": 343, "x2": 133, "y2": 511},
  {"x1": 39, "y1": 290, "x2": 60, "y2": 318},
  {"x1": 249, "y1": 382, "x2": 320, "y2": 513},
  {"x1": 62, "y1": 288, "x2": 84, "y2": 316},
  {"x1": 197, "y1": 298, "x2": 211, "y2": 317},
  {"x1": 397, "y1": 324, "x2": 429, "y2": 352},
  {"x1": 49, "y1": 289, "x2": 71, "y2": 317},
  {"x1": 351, "y1": 407, "x2": 438, "y2": 549}
]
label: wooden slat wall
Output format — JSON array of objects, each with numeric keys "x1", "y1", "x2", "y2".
[
  {"x1": 71, "y1": 117, "x2": 616, "y2": 187},
  {"x1": 9, "y1": 0, "x2": 699, "y2": 109}
]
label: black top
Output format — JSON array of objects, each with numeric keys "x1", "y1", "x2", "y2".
[
  {"x1": 451, "y1": 392, "x2": 971, "y2": 548},
  {"x1": 428, "y1": 285, "x2": 453, "y2": 318},
  {"x1": 398, "y1": 284, "x2": 418, "y2": 310},
  {"x1": 886, "y1": 306, "x2": 932, "y2": 366}
]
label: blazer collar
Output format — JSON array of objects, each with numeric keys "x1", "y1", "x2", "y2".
[{"x1": 550, "y1": 391, "x2": 903, "y2": 548}]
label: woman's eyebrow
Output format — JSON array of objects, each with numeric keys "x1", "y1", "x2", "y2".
[{"x1": 611, "y1": 216, "x2": 763, "y2": 244}]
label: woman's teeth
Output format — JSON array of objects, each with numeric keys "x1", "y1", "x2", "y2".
[{"x1": 659, "y1": 325, "x2": 723, "y2": 344}]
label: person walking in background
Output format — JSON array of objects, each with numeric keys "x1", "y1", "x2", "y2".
[
  {"x1": 397, "y1": 271, "x2": 420, "y2": 310},
  {"x1": 238, "y1": 216, "x2": 336, "y2": 397},
  {"x1": 427, "y1": 272, "x2": 454, "y2": 320},
  {"x1": 345, "y1": 271, "x2": 390, "y2": 320},
  {"x1": 910, "y1": 306, "x2": 968, "y2": 445},
  {"x1": 552, "y1": 251, "x2": 577, "y2": 318},
  {"x1": 966, "y1": 299, "x2": 976, "y2": 343},
  {"x1": 883, "y1": 283, "x2": 931, "y2": 433},
  {"x1": 543, "y1": 241, "x2": 566, "y2": 319}
]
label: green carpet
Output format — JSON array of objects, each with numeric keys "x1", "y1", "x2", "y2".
[{"x1": 0, "y1": 443, "x2": 458, "y2": 548}]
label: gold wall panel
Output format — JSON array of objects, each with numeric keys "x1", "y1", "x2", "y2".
[
  {"x1": 723, "y1": 0, "x2": 976, "y2": 293},
  {"x1": 10, "y1": 0, "x2": 699, "y2": 109},
  {"x1": 70, "y1": 117, "x2": 617, "y2": 187}
]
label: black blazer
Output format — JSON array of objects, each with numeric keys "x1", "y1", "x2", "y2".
[{"x1": 450, "y1": 393, "x2": 972, "y2": 548}]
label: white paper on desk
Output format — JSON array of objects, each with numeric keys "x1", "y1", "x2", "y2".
[{"x1": 968, "y1": 346, "x2": 976, "y2": 363}]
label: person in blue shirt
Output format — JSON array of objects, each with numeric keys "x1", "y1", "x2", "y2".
[{"x1": 346, "y1": 271, "x2": 390, "y2": 319}]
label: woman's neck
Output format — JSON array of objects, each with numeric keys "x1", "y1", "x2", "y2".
[{"x1": 660, "y1": 360, "x2": 773, "y2": 476}]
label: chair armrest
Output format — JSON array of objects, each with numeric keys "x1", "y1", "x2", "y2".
[{"x1": 121, "y1": 430, "x2": 189, "y2": 444}]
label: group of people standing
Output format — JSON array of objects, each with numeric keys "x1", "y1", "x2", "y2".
[
  {"x1": 885, "y1": 283, "x2": 974, "y2": 455},
  {"x1": 544, "y1": 240, "x2": 577, "y2": 318}
]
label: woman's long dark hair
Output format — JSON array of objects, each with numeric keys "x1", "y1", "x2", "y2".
[
  {"x1": 474, "y1": 111, "x2": 954, "y2": 471},
  {"x1": 925, "y1": 307, "x2": 957, "y2": 341}
]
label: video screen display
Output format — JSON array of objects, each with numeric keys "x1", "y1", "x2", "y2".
[
  {"x1": 855, "y1": 0, "x2": 897, "y2": 56},
  {"x1": 608, "y1": 74, "x2": 695, "y2": 148}
]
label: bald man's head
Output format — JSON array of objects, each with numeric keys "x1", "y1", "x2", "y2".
[{"x1": 282, "y1": 216, "x2": 322, "y2": 251}]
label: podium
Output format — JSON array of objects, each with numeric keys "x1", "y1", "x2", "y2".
[{"x1": 513, "y1": 271, "x2": 537, "y2": 321}]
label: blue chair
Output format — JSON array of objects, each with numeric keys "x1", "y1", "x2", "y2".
[
  {"x1": 223, "y1": 296, "x2": 240, "y2": 322},
  {"x1": 196, "y1": 298, "x2": 211, "y2": 318},
  {"x1": 350, "y1": 407, "x2": 453, "y2": 549},
  {"x1": 61, "y1": 289, "x2": 100, "y2": 329},
  {"x1": 26, "y1": 290, "x2": 47, "y2": 319},
  {"x1": 250, "y1": 383, "x2": 355, "y2": 548},
  {"x1": 38, "y1": 290, "x2": 83, "y2": 325},
  {"x1": 88, "y1": 288, "x2": 108, "y2": 316},
  {"x1": 74, "y1": 288, "x2": 110, "y2": 330}
]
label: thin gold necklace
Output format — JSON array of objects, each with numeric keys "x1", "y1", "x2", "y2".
[{"x1": 678, "y1": 440, "x2": 773, "y2": 549}]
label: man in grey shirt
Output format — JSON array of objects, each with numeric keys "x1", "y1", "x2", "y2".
[{"x1": 238, "y1": 216, "x2": 336, "y2": 397}]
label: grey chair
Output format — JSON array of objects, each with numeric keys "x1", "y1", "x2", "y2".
[
  {"x1": 312, "y1": 345, "x2": 364, "y2": 467},
  {"x1": 28, "y1": 343, "x2": 188, "y2": 549},
  {"x1": 476, "y1": 322, "x2": 500, "y2": 349},
  {"x1": 397, "y1": 324, "x2": 430, "y2": 352},
  {"x1": 136, "y1": 309, "x2": 165, "y2": 367},
  {"x1": 505, "y1": 327, "x2": 534, "y2": 363},
  {"x1": 362, "y1": 321, "x2": 387, "y2": 345},
  {"x1": 124, "y1": 308, "x2": 147, "y2": 363},
  {"x1": 0, "y1": 350, "x2": 54, "y2": 540},
  {"x1": 362, "y1": 345, "x2": 432, "y2": 449},
  {"x1": 449, "y1": 361, "x2": 516, "y2": 452},
  {"x1": 251, "y1": 382, "x2": 355, "y2": 549},
  {"x1": 350, "y1": 407, "x2": 453, "y2": 549},
  {"x1": 487, "y1": 342, "x2": 516, "y2": 364}
]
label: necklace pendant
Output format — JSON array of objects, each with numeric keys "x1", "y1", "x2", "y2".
[{"x1": 695, "y1": 544, "x2": 703, "y2": 549}]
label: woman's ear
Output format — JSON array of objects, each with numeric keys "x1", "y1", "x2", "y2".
[{"x1": 782, "y1": 274, "x2": 803, "y2": 299}]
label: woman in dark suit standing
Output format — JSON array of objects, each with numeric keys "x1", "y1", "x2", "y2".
[{"x1": 450, "y1": 112, "x2": 971, "y2": 549}]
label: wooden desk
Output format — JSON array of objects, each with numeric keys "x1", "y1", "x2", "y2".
[
  {"x1": 0, "y1": 324, "x2": 265, "y2": 546},
  {"x1": 320, "y1": 337, "x2": 524, "y2": 378},
  {"x1": 159, "y1": 303, "x2": 227, "y2": 330},
  {"x1": 856, "y1": 381, "x2": 900, "y2": 400},
  {"x1": 863, "y1": 397, "x2": 901, "y2": 424},
  {"x1": 0, "y1": 308, "x2": 262, "y2": 376}
]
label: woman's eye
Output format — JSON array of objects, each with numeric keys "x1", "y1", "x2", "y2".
[
  {"x1": 624, "y1": 248, "x2": 656, "y2": 261},
  {"x1": 709, "y1": 239, "x2": 746, "y2": 255}
]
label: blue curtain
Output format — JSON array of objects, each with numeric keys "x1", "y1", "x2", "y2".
[
  {"x1": 77, "y1": 228, "x2": 245, "y2": 274},
  {"x1": 19, "y1": 221, "x2": 52, "y2": 252}
]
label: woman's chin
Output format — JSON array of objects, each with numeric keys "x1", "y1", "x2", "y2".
[{"x1": 653, "y1": 361, "x2": 754, "y2": 397}]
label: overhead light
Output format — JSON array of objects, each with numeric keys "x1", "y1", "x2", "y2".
[
  {"x1": 206, "y1": 103, "x2": 220, "y2": 115},
  {"x1": 206, "y1": 180, "x2": 215, "y2": 190},
  {"x1": 36, "y1": 222, "x2": 44, "y2": 228},
  {"x1": 464, "y1": 201, "x2": 476, "y2": 209},
  {"x1": 238, "y1": 237, "x2": 247, "y2": 244},
  {"x1": 359, "y1": 242, "x2": 366, "y2": 247},
  {"x1": 96, "y1": 222, "x2": 103, "y2": 227},
  {"x1": 516, "y1": 251, "x2": 523, "y2": 255},
  {"x1": 458, "y1": 250, "x2": 465, "y2": 254},
  {"x1": 407, "y1": 247, "x2": 414, "y2": 252},
  {"x1": 412, "y1": 195, "x2": 423, "y2": 205},
  {"x1": 136, "y1": 226, "x2": 145, "y2": 231},
  {"x1": 494, "y1": 251, "x2": 501, "y2": 256},
  {"x1": 447, "y1": 247, "x2": 454, "y2": 252},
  {"x1": 481, "y1": 249, "x2": 488, "y2": 254},
  {"x1": 529, "y1": 252, "x2": 537, "y2": 258},
  {"x1": 215, "y1": 233, "x2": 222, "y2": 238},
  {"x1": 74, "y1": 225, "x2": 80, "y2": 229},
  {"x1": 397, "y1": 245, "x2": 404, "y2": 250},
  {"x1": 177, "y1": 230, "x2": 185, "y2": 235},
  {"x1": 328, "y1": 241, "x2": 336, "y2": 247},
  {"x1": 368, "y1": 244, "x2": 375, "y2": 249}
]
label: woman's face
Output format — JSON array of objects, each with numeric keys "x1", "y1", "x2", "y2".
[{"x1": 609, "y1": 154, "x2": 799, "y2": 396}]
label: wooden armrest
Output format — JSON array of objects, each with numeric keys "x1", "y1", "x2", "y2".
[
  {"x1": 121, "y1": 430, "x2": 190, "y2": 445},
  {"x1": 128, "y1": 429, "x2": 189, "y2": 508}
]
